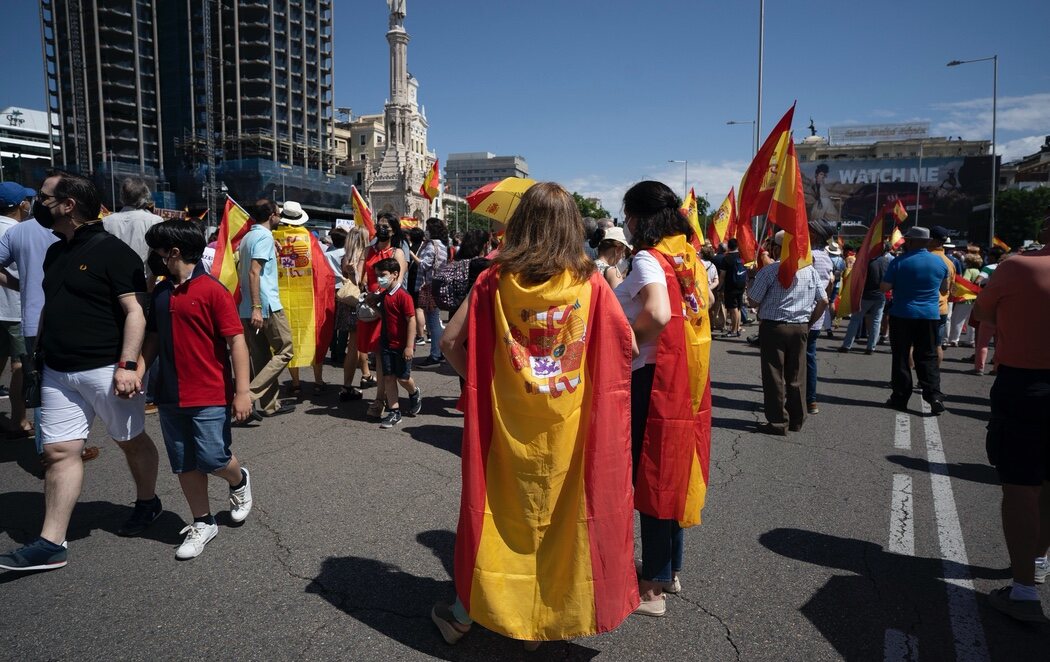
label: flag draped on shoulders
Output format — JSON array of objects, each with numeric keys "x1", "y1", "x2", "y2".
[
  {"x1": 210, "y1": 196, "x2": 253, "y2": 302},
  {"x1": 836, "y1": 198, "x2": 901, "y2": 317},
  {"x1": 272, "y1": 225, "x2": 335, "y2": 368},
  {"x1": 708, "y1": 188, "x2": 737, "y2": 247},
  {"x1": 454, "y1": 267, "x2": 638, "y2": 641},
  {"x1": 680, "y1": 187, "x2": 704, "y2": 249},
  {"x1": 420, "y1": 159, "x2": 440, "y2": 201},
  {"x1": 350, "y1": 186, "x2": 376, "y2": 238},
  {"x1": 766, "y1": 131, "x2": 813, "y2": 287},
  {"x1": 635, "y1": 234, "x2": 712, "y2": 528}
]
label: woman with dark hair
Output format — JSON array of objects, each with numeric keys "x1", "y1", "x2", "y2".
[
  {"x1": 432, "y1": 182, "x2": 638, "y2": 649},
  {"x1": 456, "y1": 228, "x2": 490, "y2": 261},
  {"x1": 615, "y1": 180, "x2": 712, "y2": 617},
  {"x1": 360, "y1": 212, "x2": 408, "y2": 418},
  {"x1": 416, "y1": 217, "x2": 449, "y2": 365}
]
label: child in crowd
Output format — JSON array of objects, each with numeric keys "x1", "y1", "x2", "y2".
[
  {"x1": 141, "y1": 221, "x2": 256, "y2": 560},
  {"x1": 374, "y1": 257, "x2": 422, "y2": 428}
]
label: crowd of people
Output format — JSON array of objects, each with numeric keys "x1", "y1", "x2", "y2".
[{"x1": 0, "y1": 169, "x2": 1048, "y2": 641}]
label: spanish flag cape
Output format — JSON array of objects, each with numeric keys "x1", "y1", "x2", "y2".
[
  {"x1": 454, "y1": 266, "x2": 638, "y2": 641},
  {"x1": 636, "y1": 234, "x2": 713, "y2": 527},
  {"x1": 272, "y1": 224, "x2": 335, "y2": 367}
]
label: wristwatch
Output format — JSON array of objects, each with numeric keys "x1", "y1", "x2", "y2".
[{"x1": 117, "y1": 360, "x2": 139, "y2": 371}]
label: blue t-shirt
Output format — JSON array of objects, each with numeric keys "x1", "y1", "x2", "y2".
[
  {"x1": 882, "y1": 249, "x2": 948, "y2": 320},
  {"x1": 237, "y1": 223, "x2": 282, "y2": 318},
  {"x1": 0, "y1": 218, "x2": 60, "y2": 337}
]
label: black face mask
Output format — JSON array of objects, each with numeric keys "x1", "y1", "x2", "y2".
[
  {"x1": 147, "y1": 251, "x2": 169, "y2": 279},
  {"x1": 376, "y1": 227, "x2": 392, "y2": 241},
  {"x1": 33, "y1": 200, "x2": 56, "y2": 229}
]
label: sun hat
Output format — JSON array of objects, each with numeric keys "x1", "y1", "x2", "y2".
[
  {"x1": 601, "y1": 226, "x2": 631, "y2": 250},
  {"x1": 826, "y1": 240, "x2": 842, "y2": 256},
  {"x1": 904, "y1": 226, "x2": 930, "y2": 240},
  {"x1": 279, "y1": 200, "x2": 309, "y2": 225}
]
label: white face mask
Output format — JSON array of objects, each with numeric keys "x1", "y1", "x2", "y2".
[
  {"x1": 622, "y1": 220, "x2": 633, "y2": 245},
  {"x1": 377, "y1": 275, "x2": 393, "y2": 289}
]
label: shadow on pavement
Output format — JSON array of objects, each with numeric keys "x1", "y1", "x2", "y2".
[
  {"x1": 406, "y1": 424, "x2": 463, "y2": 456},
  {"x1": 820, "y1": 376, "x2": 888, "y2": 389},
  {"x1": 712, "y1": 393, "x2": 759, "y2": 414},
  {"x1": 307, "y1": 529, "x2": 600, "y2": 661},
  {"x1": 0, "y1": 437, "x2": 45, "y2": 479},
  {"x1": 0, "y1": 491, "x2": 186, "y2": 548},
  {"x1": 760, "y1": 527, "x2": 1016, "y2": 661},
  {"x1": 711, "y1": 380, "x2": 763, "y2": 393},
  {"x1": 885, "y1": 455, "x2": 998, "y2": 486},
  {"x1": 712, "y1": 417, "x2": 758, "y2": 433}
]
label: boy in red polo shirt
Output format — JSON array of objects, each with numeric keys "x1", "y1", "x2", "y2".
[
  {"x1": 375, "y1": 257, "x2": 422, "y2": 429},
  {"x1": 140, "y1": 221, "x2": 256, "y2": 560}
]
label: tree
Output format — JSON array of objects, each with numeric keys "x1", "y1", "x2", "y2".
[
  {"x1": 440, "y1": 199, "x2": 496, "y2": 236},
  {"x1": 995, "y1": 187, "x2": 1050, "y2": 248},
  {"x1": 572, "y1": 192, "x2": 611, "y2": 219}
]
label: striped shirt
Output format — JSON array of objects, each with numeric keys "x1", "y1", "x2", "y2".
[{"x1": 748, "y1": 262, "x2": 828, "y2": 323}]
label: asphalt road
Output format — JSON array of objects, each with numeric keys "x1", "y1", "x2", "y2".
[{"x1": 0, "y1": 334, "x2": 1045, "y2": 661}]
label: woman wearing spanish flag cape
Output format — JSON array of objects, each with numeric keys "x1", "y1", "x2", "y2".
[
  {"x1": 432, "y1": 183, "x2": 639, "y2": 649},
  {"x1": 616, "y1": 180, "x2": 713, "y2": 617}
]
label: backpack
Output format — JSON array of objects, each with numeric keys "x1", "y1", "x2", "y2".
[
  {"x1": 431, "y1": 259, "x2": 472, "y2": 311},
  {"x1": 731, "y1": 256, "x2": 748, "y2": 287}
]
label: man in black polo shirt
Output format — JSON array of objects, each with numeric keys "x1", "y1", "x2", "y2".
[{"x1": 0, "y1": 172, "x2": 161, "y2": 573}]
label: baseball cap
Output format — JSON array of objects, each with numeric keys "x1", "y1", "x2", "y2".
[
  {"x1": 930, "y1": 225, "x2": 951, "y2": 241},
  {"x1": 0, "y1": 182, "x2": 36, "y2": 207}
]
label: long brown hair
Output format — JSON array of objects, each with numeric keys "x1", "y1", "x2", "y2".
[{"x1": 496, "y1": 182, "x2": 594, "y2": 286}]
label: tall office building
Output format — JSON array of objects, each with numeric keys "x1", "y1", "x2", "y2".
[
  {"x1": 40, "y1": 0, "x2": 165, "y2": 200},
  {"x1": 40, "y1": 0, "x2": 346, "y2": 217},
  {"x1": 445, "y1": 152, "x2": 529, "y2": 199}
]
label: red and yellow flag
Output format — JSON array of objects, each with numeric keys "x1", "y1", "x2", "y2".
[
  {"x1": 419, "y1": 158, "x2": 440, "y2": 201},
  {"x1": 950, "y1": 273, "x2": 981, "y2": 302},
  {"x1": 892, "y1": 199, "x2": 908, "y2": 223},
  {"x1": 737, "y1": 217, "x2": 759, "y2": 264},
  {"x1": 272, "y1": 225, "x2": 335, "y2": 367},
  {"x1": 455, "y1": 268, "x2": 638, "y2": 640},
  {"x1": 766, "y1": 131, "x2": 812, "y2": 287},
  {"x1": 737, "y1": 103, "x2": 796, "y2": 231},
  {"x1": 210, "y1": 196, "x2": 253, "y2": 301},
  {"x1": 635, "y1": 234, "x2": 712, "y2": 527},
  {"x1": 350, "y1": 186, "x2": 375, "y2": 238},
  {"x1": 837, "y1": 214, "x2": 887, "y2": 318},
  {"x1": 992, "y1": 236, "x2": 1010, "y2": 252},
  {"x1": 679, "y1": 187, "x2": 704, "y2": 249},
  {"x1": 708, "y1": 188, "x2": 737, "y2": 247}
]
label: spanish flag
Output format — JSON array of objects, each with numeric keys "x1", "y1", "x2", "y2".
[
  {"x1": 950, "y1": 273, "x2": 981, "y2": 302},
  {"x1": 993, "y1": 236, "x2": 1010, "y2": 252},
  {"x1": 680, "y1": 187, "x2": 704, "y2": 249},
  {"x1": 837, "y1": 205, "x2": 889, "y2": 318},
  {"x1": 350, "y1": 186, "x2": 376, "y2": 238},
  {"x1": 272, "y1": 224, "x2": 335, "y2": 368},
  {"x1": 892, "y1": 199, "x2": 908, "y2": 223},
  {"x1": 636, "y1": 234, "x2": 712, "y2": 527},
  {"x1": 454, "y1": 268, "x2": 638, "y2": 641},
  {"x1": 211, "y1": 196, "x2": 253, "y2": 302},
  {"x1": 708, "y1": 188, "x2": 737, "y2": 247},
  {"x1": 737, "y1": 103, "x2": 796, "y2": 231},
  {"x1": 420, "y1": 158, "x2": 440, "y2": 201},
  {"x1": 766, "y1": 131, "x2": 813, "y2": 287},
  {"x1": 737, "y1": 216, "x2": 759, "y2": 265}
]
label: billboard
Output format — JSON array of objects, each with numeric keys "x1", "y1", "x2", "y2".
[
  {"x1": 800, "y1": 155, "x2": 996, "y2": 240},
  {"x1": 828, "y1": 122, "x2": 930, "y2": 145}
]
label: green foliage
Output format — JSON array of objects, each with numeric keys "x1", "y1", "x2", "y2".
[
  {"x1": 441, "y1": 200, "x2": 496, "y2": 236},
  {"x1": 996, "y1": 188, "x2": 1050, "y2": 247},
  {"x1": 572, "y1": 192, "x2": 611, "y2": 219}
]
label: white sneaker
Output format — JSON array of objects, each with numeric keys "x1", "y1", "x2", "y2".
[
  {"x1": 230, "y1": 468, "x2": 253, "y2": 523},
  {"x1": 1036, "y1": 558, "x2": 1049, "y2": 585},
  {"x1": 175, "y1": 522, "x2": 218, "y2": 560}
]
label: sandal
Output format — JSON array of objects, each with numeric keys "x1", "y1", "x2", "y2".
[
  {"x1": 339, "y1": 386, "x2": 363, "y2": 401},
  {"x1": 288, "y1": 383, "x2": 302, "y2": 397},
  {"x1": 359, "y1": 375, "x2": 378, "y2": 389},
  {"x1": 315, "y1": 381, "x2": 330, "y2": 394}
]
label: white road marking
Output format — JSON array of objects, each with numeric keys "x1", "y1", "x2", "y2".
[
  {"x1": 889, "y1": 474, "x2": 914, "y2": 556},
  {"x1": 884, "y1": 628, "x2": 919, "y2": 662},
  {"x1": 895, "y1": 413, "x2": 911, "y2": 450},
  {"x1": 920, "y1": 401, "x2": 989, "y2": 662}
]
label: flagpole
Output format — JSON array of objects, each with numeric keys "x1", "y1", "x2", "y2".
[{"x1": 915, "y1": 143, "x2": 923, "y2": 227}]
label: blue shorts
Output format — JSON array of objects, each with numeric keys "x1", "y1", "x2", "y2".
[
  {"x1": 936, "y1": 314, "x2": 949, "y2": 344},
  {"x1": 380, "y1": 347, "x2": 411, "y2": 380},
  {"x1": 158, "y1": 405, "x2": 232, "y2": 474}
]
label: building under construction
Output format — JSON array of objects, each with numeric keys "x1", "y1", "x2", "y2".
[{"x1": 40, "y1": 0, "x2": 350, "y2": 220}]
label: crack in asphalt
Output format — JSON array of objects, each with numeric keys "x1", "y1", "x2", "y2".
[{"x1": 672, "y1": 592, "x2": 741, "y2": 660}]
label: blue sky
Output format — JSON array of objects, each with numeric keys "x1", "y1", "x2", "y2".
[{"x1": 2, "y1": 0, "x2": 1048, "y2": 212}]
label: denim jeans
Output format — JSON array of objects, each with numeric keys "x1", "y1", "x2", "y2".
[
  {"x1": 639, "y1": 513, "x2": 684, "y2": 583},
  {"x1": 841, "y1": 297, "x2": 886, "y2": 351},
  {"x1": 806, "y1": 329, "x2": 819, "y2": 405},
  {"x1": 425, "y1": 307, "x2": 444, "y2": 361}
]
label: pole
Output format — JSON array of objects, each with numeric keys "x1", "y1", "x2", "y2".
[
  {"x1": 754, "y1": 0, "x2": 765, "y2": 247},
  {"x1": 684, "y1": 161, "x2": 689, "y2": 200},
  {"x1": 874, "y1": 179, "x2": 880, "y2": 222},
  {"x1": 915, "y1": 143, "x2": 923, "y2": 227},
  {"x1": 989, "y1": 55, "x2": 997, "y2": 248},
  {"x1": 110, "y1": 150, "x2": 116, "y2": 210}
]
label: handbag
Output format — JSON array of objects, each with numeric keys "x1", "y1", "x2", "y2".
[
  {"x1": 356, "y1": 296, "x2": 381, "y2": 322},
  {"x1": 21, "y1": 351, "x2": 42, "y2": 409},
  {"x1": 336, "y1": 276, "x2": 361, "y2": 304}
]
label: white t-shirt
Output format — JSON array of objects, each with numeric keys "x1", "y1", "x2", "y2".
[
  {"x1": 701, "y1": 259, "x2": 718, "y2": 289},
  {"x1": 614, "y1": 250, "x2": 667, "y2": 371},
  {"x1": 0, "y1": 218, "x2": 22, "y2": 322}
]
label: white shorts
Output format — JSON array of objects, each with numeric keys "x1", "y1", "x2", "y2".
[{"x1": 40, "y1": 365, "x2": 146, "y2": 444}]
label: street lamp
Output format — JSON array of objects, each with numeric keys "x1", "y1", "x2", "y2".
[
  {"x1": 667, "y1": 159, "x2": 688, "y2": 199},
  {"x1": 947, "y1": 55, "x2": 998, "y2": 247},
  {"x1": 727, "y1": 120, "x2": 758, "y2": 158}
]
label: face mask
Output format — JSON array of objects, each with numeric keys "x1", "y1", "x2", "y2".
[
  {"x1": 148, "y1": 251, "x2": 170, "y2": 278},
  {"x1": 377, "y1": 275, "x2": 393, "y2": 289},
  {"x1": 376, "y1": 227, "x2": 392, "y2": 241},
  {"x1": 33, "y1": 200, "x2": 56, "y2": 229},
  {"x1": 622, "y1": 221, "x2": 633, "y2": 245}
]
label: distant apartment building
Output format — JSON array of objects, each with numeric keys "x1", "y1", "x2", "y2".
[
  {"x1": 444, "y1": 152, "x2": 529, "y2": 198},
  {"x1": 333, "y1": 113, "x2": 385, "y2": 187}
]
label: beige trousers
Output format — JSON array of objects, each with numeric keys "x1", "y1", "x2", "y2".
[{"x1": 243, "y1": 310, "x2": 294, "y2": 414}]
